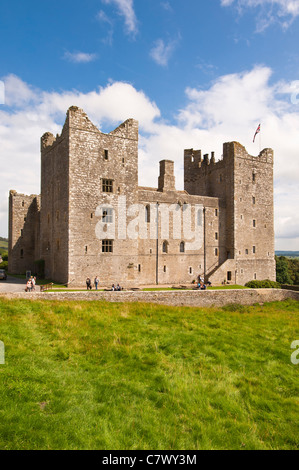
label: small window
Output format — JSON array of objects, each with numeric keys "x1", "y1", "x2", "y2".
[
  {"x1": 21, "y1": 229, "x2": 23, "y2": 237},
  {"x1": 91, "y1": 213, "x2": 93, "y2": 219},
  {"x1": 102, "y1": 208, "x2": 113, "y2": 224},
  {"x1": 254, "y1": 273, "x2": 257, "y2": 280},
  {"x1": 20, "y1": 249, "x2": 24, "y2": 259},
  {"x1": 252, "y1": 172, "x2": 256, "y2": 183},
  {"x1": 245, "y1": 249, "x2": 249, "y2": 255},
  {"x1": 253, "y1": 220, "x2": 256, "y2": 228},
  {"x1": 215, "y1": 209, "x2": 218, "y2": 217},
  {"x1": 227, "y1": 271, "x2": 232, "y2": 281},
  {"x1": 85, "y1": 246, "x2": 88, "y2": 254},
  {"x1": 215, "y1": 232, "x2": 218, "y2": 240},
  {"x1": 215, "y1": 248, "x2": 218, "y2": 256},
  {"x1": 22, "y1": 201, "x2": 25, "y2": 207},
  {"x1": 104, "y1": 149, "x2": 109, "y2": 160},
  {"x1": 24, "y1": 217, "x2": 26, "y2": 222},
  {"x1": 122, "y1": 158, "x2": 125, "y2": 164},
  {"x1": 102, "y1": 179, "x2": 113, "y2": 193},
  {"x1": 180, "y1": 241, "x2": 185, "y2": 253},
  {"x1": 253, "y1": 246, "x2": 256, "y2": 254},
  {"x1": 138, "y1": 264, "x2": 141, "y2": 273},
  {"x1": 162, "y1": 241, "x2": 168, "y2": 253},
  {"x1": 163, "y1": 266, "x2": 167, "y2": 273},
  {"x1": 241, "y1": 215, "x2": 243, "y2": 220},
  {"x1": 145, "y1": 205, "x2": 150, "y2": 223},
  {"x1": 102, "y1": 240, "x2": 113, "y2": 253},
  {"x1": 189, "y1": 267, "x2": 193, "y2": 275},
  {"x1": 252, "y1": 196, "x2": 256, "y2": 205}
]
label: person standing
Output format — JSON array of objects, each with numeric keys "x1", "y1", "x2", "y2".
[
  {"x1": 86, "y1": 277, "x2": 92, "y2": 290},
  {"x1": 94, "y1": 276, "x2": 99, "y2": 290}
]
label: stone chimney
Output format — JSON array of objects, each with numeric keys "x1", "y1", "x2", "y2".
[{"x1": 158, "y1": 160, "x2": 176, "y2": 192}]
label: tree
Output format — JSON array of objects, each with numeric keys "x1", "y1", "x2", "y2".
[{"x1": 276, "y1": 256, "x2": 292, "y2": 285}]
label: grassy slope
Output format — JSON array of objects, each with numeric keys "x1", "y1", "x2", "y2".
[
  {"x1": 0, "y1": 298, "x2": 298, "y2": 450},
  {"x1": 0, "y1": 241, "x2": 8, "y2": 251}
]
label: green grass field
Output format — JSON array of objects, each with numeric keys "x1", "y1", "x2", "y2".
[{"x1": 0, "y1": 298, "x2": 298, "y2": 450}]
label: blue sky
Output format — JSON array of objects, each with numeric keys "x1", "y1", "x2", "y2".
[{"x1": 1, "y1": 0, "x2": 299, "y2": 249}]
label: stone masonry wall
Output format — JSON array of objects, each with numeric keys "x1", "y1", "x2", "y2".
[{"x1": 2, "y1": 289, "x2": 299, "y2": 308}]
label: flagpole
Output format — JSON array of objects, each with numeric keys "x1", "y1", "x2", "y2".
[{"x1": 259, "y1": 126, "x2": 261, "y2": 154}]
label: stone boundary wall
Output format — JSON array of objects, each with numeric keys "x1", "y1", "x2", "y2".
[
  {"x1": 1, "y1": 289, "x2": 299, "y2": 308},
  {"x1": 282, "y1": 285, "x2": 299, "y2": 292}
]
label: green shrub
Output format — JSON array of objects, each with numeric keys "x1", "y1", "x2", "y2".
[
  {"x1": 0, "y1": 260, "x2": 8, "y2": 271},
  {"x1": 245, "y1": 279, "x2": 281, "y2": 289}
]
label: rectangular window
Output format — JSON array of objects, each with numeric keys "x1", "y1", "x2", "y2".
[
  {"x1": 253, "y1": 246, "x2": 256, "y2": 254},
  {"x1": 245, "y1": 249, "x2": 249, "y2": 255},
  {"x1": 252, "y1": 196, "x2": 256, "y2": 205},
  {"x1": 254, "y1": 273, "x2": 257, "y2": 280},
  {"x1": 102, "y1": 208, "x2": 113, "y2": 223},
  {"x1": 253, "y1": 219, "x2": 256, "y2": 228},
  {"x1": 252, "y1": 172, "x2": 256, "y2": 182},
  {"x1": 104, "y1": 149, "x2": 109, "y2": 160},
  {"x1": 102, "y1": 240, "x2": 113, "y2": 253},
  {"x1": 227, "y1": 271, "x2": 232, "y2": 281},
  {"x1": 215, "y1": 208, "x2": 218, "y2": 217},
  {"x1": 189, "y1": 267, "x2": 193, "y2": 275},
  {"x1": 215, "y1": 232, "x2": 218, "y2": 240},
  {"x1": 138, "y1": 264, "x2": 141, "y2": 273},
  {"x1": 102, "y1": 179, "x2": 113, "y2": 193},
  {"x1": 163, "y1": 266, "x2": 166, "y2": 273},
  {"x1": 215, "y1": 248, "x2": 218, "y2": 256}
]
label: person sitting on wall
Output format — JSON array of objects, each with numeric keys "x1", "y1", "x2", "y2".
[
  {"x1": 116, "y1": 284, "x2": 122, "y2": 291},
  {"x1": 112, "y1": 284, "x2": 116, "y2": 291},
  {"x1": 86, "y1": 277, "x2": 92, "y2": 290},
  {"x1": 200, "y1": 283, "x2": 207, "y2": 290}
]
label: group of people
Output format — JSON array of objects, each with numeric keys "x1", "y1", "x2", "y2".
[
  {"x1": 85, "y1": 277, "x2": 123, "y2": 291},
  {"x1": 86, "y1": 276, "x2": 100, "y2": 290},
  {"x1": 25, "y1": 276, "x2": 37, "y2": 292},
  {"x1": 111, "y1": 284, "x2": 122, "y2": 291},
  {"x1": 197, "y1": 275, "x2": 212, "y2": 290}
]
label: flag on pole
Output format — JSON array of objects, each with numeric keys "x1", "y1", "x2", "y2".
[{"x1": 253, "y1": 123, "x2": 261, "y2": 143}]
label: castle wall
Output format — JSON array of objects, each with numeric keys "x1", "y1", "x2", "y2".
[
  {"x1": 40, "y1": 123, "x2": 70, "y2": 283},
  {"x1": 8, "y1": 191, "x2": 40, "y2": 274},
  {"x1": 184, "y1": 142, "x2": 276, "y2": 284},
  {"x1": 67, "y1": 107, "x2": 140, "y2": 286}
]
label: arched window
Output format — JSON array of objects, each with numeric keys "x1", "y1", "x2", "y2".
[
  {"x1": 162, "y1": 241, "x2": 168, "y2": 253},
  {"x1": 145, "y1": 205, "x2": 150, "y2": 223},
  {"x1": 180, "y1": 242, "x2": 185, "y2": 253}
]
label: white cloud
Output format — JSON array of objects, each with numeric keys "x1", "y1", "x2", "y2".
[
  {"x1": 97, "y1": 10, "x2": 114, "y2": 45},
  {"x1": 1, "y1": 67, "x2": 299, "y2": 250},
  {"x1": 221, "y1": 0, "x2": 299, "y2": 30},
  {"x1": 63, "y1": 51, "x2": 98, "y2": 63},
  {"x1": 150, "y1": 38, "x2": 177, "y2": 67},
  {"x1": 102, "y1": 0, "x2": 138, "y2": 36}
]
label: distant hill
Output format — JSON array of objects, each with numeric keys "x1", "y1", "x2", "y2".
[
  {"x1": 0, "y1": 237, "x2": 8, "y2": 251},
  {"x1": 276, "y1": 251, "x2": 299, "y2": 258}
]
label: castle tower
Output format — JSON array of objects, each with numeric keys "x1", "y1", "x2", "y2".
[{"x1": 184, "y1": 142, "x2": 275, "y2": 284}]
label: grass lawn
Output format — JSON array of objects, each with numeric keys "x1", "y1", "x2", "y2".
[{"x1": 0, "y1": 298, "x2": 298, "y2": 450}]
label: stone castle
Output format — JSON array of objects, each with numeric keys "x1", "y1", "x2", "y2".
[{"x1": 8, "y1": 106, "x2": 276, "y2": 286}]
